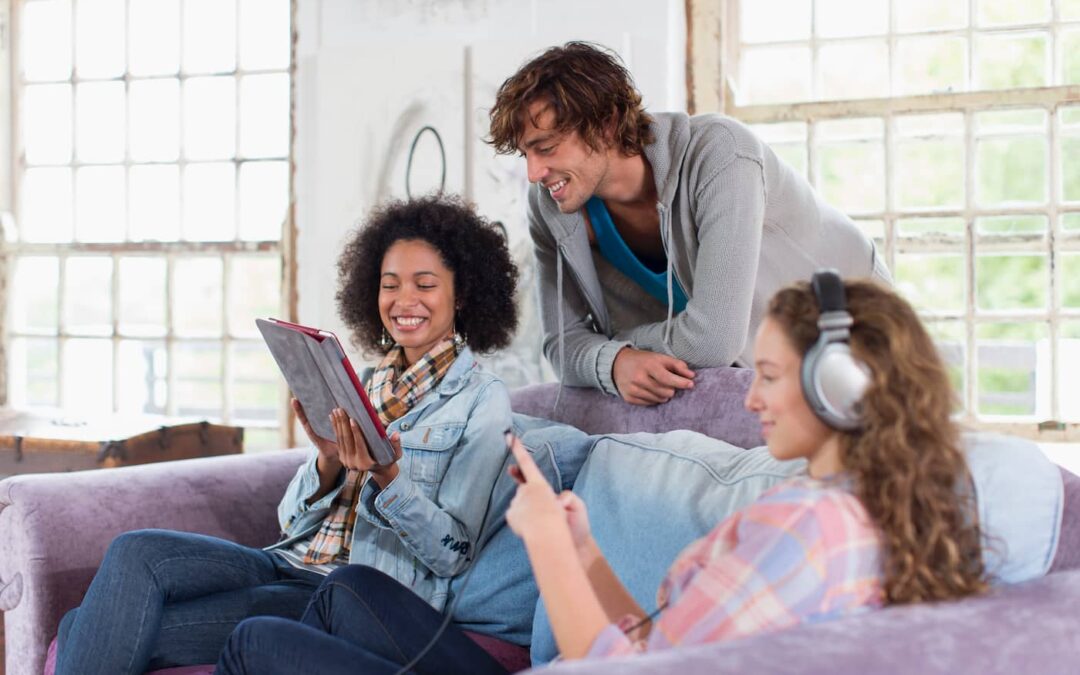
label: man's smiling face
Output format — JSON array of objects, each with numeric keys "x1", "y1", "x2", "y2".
[{"x1": 517, "y1": 100, "x2": 611, "y2": 214}]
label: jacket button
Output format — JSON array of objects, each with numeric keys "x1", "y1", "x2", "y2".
[{"x1": 401, "y1": 423, "x2": 410, "y2": 431}]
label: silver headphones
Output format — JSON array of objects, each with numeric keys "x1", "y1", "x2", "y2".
[{"x1": 800, "y1": 269, "x2": 871, "y2": 430}]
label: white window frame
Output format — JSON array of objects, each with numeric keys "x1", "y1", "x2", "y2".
[
  {"x1": 4, "y1": 0, "x2": 298, "y2": 448},
  {"x1": 686, "y1": 0, "x2": 1080, "y2": 441}
]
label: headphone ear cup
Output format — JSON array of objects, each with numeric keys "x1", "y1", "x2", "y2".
[{"x1": 803, "y1": 342, "x2": 870, "y2": 430}]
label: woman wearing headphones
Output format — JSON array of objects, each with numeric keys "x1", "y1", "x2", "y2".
[{"x1": 505, "y1": 271, "x2": 988, "y2": 660}]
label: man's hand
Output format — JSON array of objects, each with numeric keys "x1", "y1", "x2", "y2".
[{"x1": 612, "y1": 347, "x2": 695, "y2": 405}]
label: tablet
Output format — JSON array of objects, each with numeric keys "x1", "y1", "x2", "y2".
[{"x1": 256, "y1": 318, "x2": 396, "y2": 466}]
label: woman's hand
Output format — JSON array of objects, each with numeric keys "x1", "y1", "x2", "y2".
[
  {"x1": 292, "y1": 398, "x2": 341, "y2": 469},
  {"x1": 330, "y1": 408, "x2": 403, "y2": 489},
  {"x1": 505, "y1": 437, "x2": 571, "y2": 544},
  {"x1": 557, "y1": 491, "x2": 594, "y2": 555}
]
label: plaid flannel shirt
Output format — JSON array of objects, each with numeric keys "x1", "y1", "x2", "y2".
[{"x1": 589, "y1": 476, "x2": 884, "y2": 658}]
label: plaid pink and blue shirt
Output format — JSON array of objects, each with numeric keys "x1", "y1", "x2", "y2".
[{"x1": 588, "y1": 475, "x2": 884, "y2": 658}]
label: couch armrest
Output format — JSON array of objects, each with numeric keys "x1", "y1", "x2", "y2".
[
  {"x1": 0, "y1": 448, "x2": 307, "y2": 675},
  {"x1": 510, "y1": 367, "x2": 763, "y2": 449}
]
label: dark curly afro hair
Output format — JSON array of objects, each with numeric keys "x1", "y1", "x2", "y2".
[{"x1": 337, "y1": 195, "x2": 519, "y2": 356}]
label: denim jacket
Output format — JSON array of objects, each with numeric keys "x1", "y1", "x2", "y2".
[{"x1": 269, "y1": 347, "x2": 512, "y2": 610}]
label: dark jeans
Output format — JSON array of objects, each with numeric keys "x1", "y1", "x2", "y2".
[
  {"x1": 55, "y1": 529, "x2": 321, "y2": 675},
  {"x1": 215, "y1": 565, "x2": 509, "y2": 675}
]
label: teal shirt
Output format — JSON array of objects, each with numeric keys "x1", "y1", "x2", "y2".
[{"x1": 585, "y1": 196, "x2": 688, "y2": 313}]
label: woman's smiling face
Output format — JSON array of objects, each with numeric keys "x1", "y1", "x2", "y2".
[{"x1": 378, "y1": 238, "x2": 457, "y2": 365}]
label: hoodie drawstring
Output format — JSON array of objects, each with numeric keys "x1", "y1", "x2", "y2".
[
  {"x1": 553, "y1": 252, "x2": 565, "y2": 414},
  {"x1": 661, "y1": 205, "x2": 675, "y2": 344}
]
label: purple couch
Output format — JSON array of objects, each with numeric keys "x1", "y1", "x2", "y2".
[{"x1": 1, "y1": 367, "x2": 1076, "y2": 674}]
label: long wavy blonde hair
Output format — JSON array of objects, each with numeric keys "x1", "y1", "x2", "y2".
[{"x1": 768, "y1": 279, "x2": 987, "y2": 604}]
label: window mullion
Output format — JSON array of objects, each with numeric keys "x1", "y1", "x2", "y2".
[
  {"x1": 1048, "y1": 104, "x2": 1062, "y2": 421},
  {"x1": 964, "y1": 108, "x2": 978, "y2": 421}
]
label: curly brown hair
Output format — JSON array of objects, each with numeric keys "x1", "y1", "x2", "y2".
[
  {"x1": 487, "y1": 41, "x2": 654, "y2": 157},
  {"x1": 336, "y1": 195, "x2": 519, "y2": 356},
  {"x1": 768, "y1": 279, "x2": 988, "y2": 605}
]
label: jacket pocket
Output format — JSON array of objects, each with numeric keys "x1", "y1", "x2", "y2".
[{"x1": 400, "y1": 422, "x2": 465, "y2": 484}]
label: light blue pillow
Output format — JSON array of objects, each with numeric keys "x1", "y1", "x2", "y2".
[
  {"x1": 963, "y1": 432, "x2": 1063, "y2": 584},
  {"x1": 529, "y1": 432, "x2": 801, "y2": 665}
]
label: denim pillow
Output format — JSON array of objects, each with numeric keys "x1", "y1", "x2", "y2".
[
  {"x1": 529, "y1": 432, "x2": 801, "y2": 665},
  {"x1": 449, "y1": 413, "x2": 595, "y2": 645}
]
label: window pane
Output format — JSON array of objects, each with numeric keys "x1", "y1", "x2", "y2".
[
  {"x1": 926, "y1": 321, "x2": 966, "y2": 411},
  {"x1": 1063, "y1": 254, "x2": 1080, "y2": 308},
  {"x1": 75, "y1": 166, "x2": 126, "y2": 242},
  {"x1": 244, "y1": 427, "x2": 282, "y2": 452},
  {"x1": 63, "y1": 338, "x2": 113, "y2": 414},
  {"x1": 183, "y1": 163, "x2": 236, "y2": 241},
  {"x1": 896, "y1": 217, "x2": 965, "y2": 237},
  {"x1": 184, "y1": 77, "x2": 236, "y2": 160},
  {"x1": 183, "y1": 0, "x2": 237, "y2": 74},
  {"x1": 975, "y1": 254, "x2": 1048, "y2": 310},
  {"x1": 975, "y1": 215, "x2": 1047, "y2": 237},
  {"x1": 129, "y1": 165, "x2": 180, "y2": 241},
  {"x1": 1061, "y1": 322, "x2": 1080, "y2": 421},
  {"x1": 22, "y1": 0, "x2": 72, "y2": 82},
  {"x1": 895, "y1": 253, "x2": 965, "y2": 312},
  {"x1": 174, "y1": 341, "x2": 222, "y2": 418},
  {"x1": 9, "y1": 338, "x2": 59, "y2": 407},
  {"x1": 239, "y1": 0, "x2": 290, "y2": 70},
  {"x1": 228, "y1": 256, "x2": 281, "y2": 336},
  {"x1": 232, "y1": 341, "x2": 279, "y2": 422},
  {"x1": 128, "y1": 0, "x2": 179, "y2": 76},
  {"x1": 1065, "y1": 0, "x2": 1080, "y2": 21},
  {"x1": 239, "y1": 74, "x2": 290, "y2": 158},
  {"x1": 896, "y1": 0, "x2": 967, "y2": 32},
  {"x1": 976, "y1": 323, "x2": 1048, "y2": 417},
  {"x1": 174, "y1": 258, "x2": 223, "y2": 336},
  {"x1": 894, "y1": 138, "x2": 964, "y2": 210},
  {"x1": 21, "y1": 167, "x2": 73, "y2": 243},
  {"x1": 12, "y1": 256, "x2": 59, "y2": 333},
  {"x1": 816, "y1": 0, "x2": 887, "y2": 37},
  {"x1": 816, "y1": 120, "x2": 884, "y2": 214},
  {"x1": 976, "y1": 0, "x2": 1049, "y2": 27},
  {"x1": 118, "y1": 257, "x2": 167, "y2": 336},
  {"x1": 976, "y1": 138, "x2": 1047, "y2": 205},
  {"x1": 818, "y1": 41, "x2": 889, "y2": 100},
  {"x1": 24, "y1": 84, "x2": 72, "y2": 165},
  {"x1": 853, "y1": 219, "x2": 884, "y2": 247},
  {"x1": 895, "y1": 36, "x2": 966, "y2": 96},
  {"x1": 117, "y1": 339, "x2": 166, "y2": 414},
  {"x1": 76, "y1": 81, "x2": 125, "y2": 162},
  {"x1": 1064, "y1": 213, "x2": 1080, "y2": 232},
  {"x1": 129, "y1": 79, "x2": 180, "y2": 161},
  {"x1": 1064, "y1": 30, "x2": 1080, "y2": 86},
  {"x1": 64, "y1": 256, "x2": 113, "y2": 335},
  {"x1": 75, "y1": 0, "x2": 125, "y2": 79},
  {"x1": 738, "y1": 46, "x2": 811, "y2": 104},
  {"x1": 1063, "y1": 133, "x2": 1080, "y2": 203},
  {"x1": 975, "y1": 32, "x2": 1049, "y2": 90},
  {"x1": 239, "y1": 161, "x2": 288, "y2": 240}
]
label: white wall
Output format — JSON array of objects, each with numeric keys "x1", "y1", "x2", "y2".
[{"x1": 294, "y1": 0, "x2": 686, "y2": 380}]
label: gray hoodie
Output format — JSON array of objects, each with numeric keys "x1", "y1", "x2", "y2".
[{"x1": 528, "y1": 112, "x2": 891, "y2": 396}]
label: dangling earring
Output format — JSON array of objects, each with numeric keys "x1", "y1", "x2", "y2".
[
  {"x1": 452, "y1": 322, "x2": 466, "y2": 351},
  {"x1": 378, "y1": 328, "x2": 393, "y2": 349}
]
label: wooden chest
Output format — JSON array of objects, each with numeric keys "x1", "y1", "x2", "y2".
[{"x1": 0, "y1": 409, "x2": 244, "y2": 477}]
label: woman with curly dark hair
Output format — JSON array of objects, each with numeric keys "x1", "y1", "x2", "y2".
[{"x1": 58, "y1": 196, "x2": 520, "y2": 675}]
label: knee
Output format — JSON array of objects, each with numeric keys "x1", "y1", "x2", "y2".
[
  {"x1": 104, "y1": 528, "x2": 173, "y2": 564},
  {"x1": 55, "y1": 607, "x2": 78, "y2": 653},
  {"x1": 321, "y1": 565, "x2": 395, "y2": 602},
  {"x1": 218, "y1": 617, "x2": 283, "y2": 675}
]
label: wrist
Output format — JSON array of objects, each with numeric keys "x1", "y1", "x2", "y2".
[
  {"x1": 576, "y1": 536, "x2": 601, "y2": 566},
  {"x1": 369, "y1": 463, "x2": 400, "y2": 489},
  {"x1": 522, "y1": 515, "x2": 574, "y2": 551}
]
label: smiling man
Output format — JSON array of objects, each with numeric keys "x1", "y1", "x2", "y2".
[{"x1": 487, "y1": 42, "x2": 891, "y2": 405}]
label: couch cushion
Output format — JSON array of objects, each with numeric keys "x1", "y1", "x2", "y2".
[
  {"x1": 530, "y1": 432, "x2": 802, "y2": 665},
  {"x1": 1049, "y1": 467, "x2": 1080, "y2": 573}
]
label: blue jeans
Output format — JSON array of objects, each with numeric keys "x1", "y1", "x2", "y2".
[
  {"x1": 216, "y1": 566, "x2": 508, "y2": 675},
  {"x1": 55, "y1": 529, "x2": 321, "y2": 675}
]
